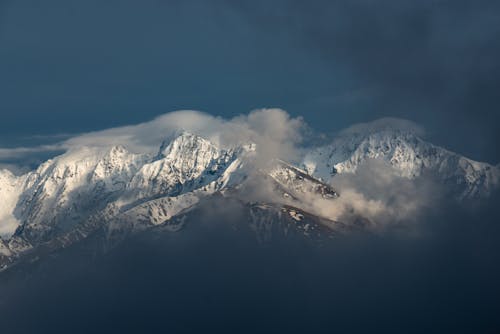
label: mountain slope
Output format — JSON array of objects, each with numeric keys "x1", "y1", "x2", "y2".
[
  {"x1": 303, "y1": 129, "x2": 500, "y2": 199},
  {"x1": 1, "y1": 129, "x2": 499, "y2": 270},
  {"x1": 0, "y1": 132, "x2": 260, "y2": 269},
  {"x1": 0, "y1": 170, "x2": 26, "y2": 237}
]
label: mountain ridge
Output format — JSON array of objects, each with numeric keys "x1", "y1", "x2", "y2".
[
  {"x1": 1, "y1": 128, "x2": 499, "y2": 270},
  {"x1": 302, "y1": 129, "x2": 500, "y2": 199}
]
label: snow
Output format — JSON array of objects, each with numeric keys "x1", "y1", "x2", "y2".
[
  {"x1": 0, "y1": 128, "x2": 498, "y2": 268},
  {"x1": 303, "y1": 129, "x2": 500, "y2": 199},
  {"x1": 0, "y1": 132, "x2": 256, "y2": 260},
  {"x1": 0, "y1": 169, "x2": 26, "y2": 238},
  {"x1": 289, "y1": 210, "x2": 304, "y2": 221},
  {"x1": 0, "y1": 239, "x2": 12, "y2": 256},
  {"x1": 269, "y1": 160, "x2": 338, "y2": 200}
]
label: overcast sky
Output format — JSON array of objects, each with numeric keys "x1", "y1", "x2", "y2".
[{"x1": 0, "y1": 0, "x2": 499, "y2": 163}]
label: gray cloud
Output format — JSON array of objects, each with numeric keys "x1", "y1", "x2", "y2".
[
  {"x1": 1, "y1": 191, "x2": 500, "y2": 333},
  {"x1": 223, "y1": 0, "x2": 500, "y2": 163},
  {"x1": 1, "y1": 0, "x2": 498, "y2": 164}
]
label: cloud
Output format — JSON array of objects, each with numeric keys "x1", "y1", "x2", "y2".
[
  {"x1": 338, "y1": 117, "x2": 425, "y2": 137},
  {"x1": 0, "y1": 145, "x2": 62, "y2": 160},
  {"x1": 0, "y1": 145, "x2": 65, "y2": 174},
  {"x1": 2, "y1": 191, "x2": 500, "y2": 333},
  {"x1": 229, "y1": 109, "x2": 306, "y2": 165},
  {"x1": 223, "y1": 0, "x2": 500, "y2": 163},
  {"x1": 0, "y1": 216, "x2": 19, "y2": 238},
  {"x1": 63, "y1": 108, "x2": 306, "y2": 164},
  {"x1": 0, "y1": 108, "x2": 307, "y2": 172},
  {"x1": 316, "y1": 159, "x2": 444, "y2": 230}
]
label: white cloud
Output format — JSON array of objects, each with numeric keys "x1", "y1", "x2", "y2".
[
  {"x1": 314, "y1": 159, "x2": 444, "y2": 229},
  {"x1": 0, "y1": 108, "x2": 307, "y2": 172},
  {"x1": 62, "y1": 109, "x2": 306, "y2": 161},
  {"x1": 339, "y1": 117, "x2": 425, "y2": 137},
  {"x1": 0, "y1": 145, "x2": 62, "y2": 160}
]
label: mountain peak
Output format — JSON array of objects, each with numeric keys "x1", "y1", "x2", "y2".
[
  {"x1": 157, "y1": 131, "x2": 215, "y2": 160},
  {"x1": 0, "y1": 168, "x2": 15, "y2": 180},
  {"x1": 303, "y1": 130, "x2": 500, "y2": 199},
  {"x1": 1, "y1": 122, "x2": 499, "y2": 270},
  {"x1": 108, "y1": 144, "x2": 128, "y2": 157}
]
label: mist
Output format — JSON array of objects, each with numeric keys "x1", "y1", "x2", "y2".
[{"x1": 327, "y1": 159, "x2": 446, "y2": 229}]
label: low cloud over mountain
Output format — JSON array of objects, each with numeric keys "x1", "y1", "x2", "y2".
[{"x1": 0, "y1": 110, "x2": 498, "y2": 271}]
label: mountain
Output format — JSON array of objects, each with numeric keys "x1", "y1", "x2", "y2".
[
  {"x1": 0, "y1": 129, "x2": 498, "y2": 270},
  {"x1": 0, "y1": 132, "x2": 313, "y2": 269},
  {"x1": 302, "y1": 129, "x2": 500, "y2": 200}
]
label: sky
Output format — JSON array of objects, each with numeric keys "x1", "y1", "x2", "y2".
[
  {"x1": 0, "y1": 0, "x2": 499, "y2": 163},
  {"x1": 1, "y1": 3, "x2": 500, "y2": 331}
]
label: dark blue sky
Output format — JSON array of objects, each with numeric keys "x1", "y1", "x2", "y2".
[{"x1": 1, "y1": 0, "x2": 499, "y2": 162}]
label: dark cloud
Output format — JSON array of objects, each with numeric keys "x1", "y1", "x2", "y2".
[
  {"x1": 0, "y1": 1, "x2": 498, "y2": 158},
  {"x1": 1, "y1": 3, "x2": 499, "y2": 331},
  {"x1": 222, "y1": 0, "x2": 500, "y2": 162},
  {"x1": 1, "y1": 195, "x2": 500, "y2": 333}
]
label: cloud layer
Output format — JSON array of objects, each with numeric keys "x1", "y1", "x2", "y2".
[{"x1": 0, "y1": 109, "x2": 307, "y2": 172}]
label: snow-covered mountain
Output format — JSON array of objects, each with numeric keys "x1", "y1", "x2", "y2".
[
  {"x1": 303, "y1": 129, "x2": 500, "y2": 200},
  {"x1": 0, "y1": 129, "x2": 498, "y2": 270}
]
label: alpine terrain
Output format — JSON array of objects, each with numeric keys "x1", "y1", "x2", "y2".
[{"x1": 0, "y1": 128, "x2": 498, "y2": 270}]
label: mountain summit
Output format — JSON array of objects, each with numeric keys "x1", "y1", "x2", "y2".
[
  {"x1": 303, "y1": 129, "x2": 499, "y2": 199},
  {"x1": 0, "y1": 129, "x2": 498, "y2": 270}
]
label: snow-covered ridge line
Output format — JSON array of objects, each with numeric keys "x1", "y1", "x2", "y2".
[
  {"x1": 0, "y1": 132, "x2": 251, "y2": 239},
  {"x1": 303, "y1": 129, "x2": 500, "y2": 199},
  {"x1": 1, "y1": 127, "x2": 499, "y2": 270},
  {"x1": 268, "y1": 159, "x2": 338, "y2": 200}
]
